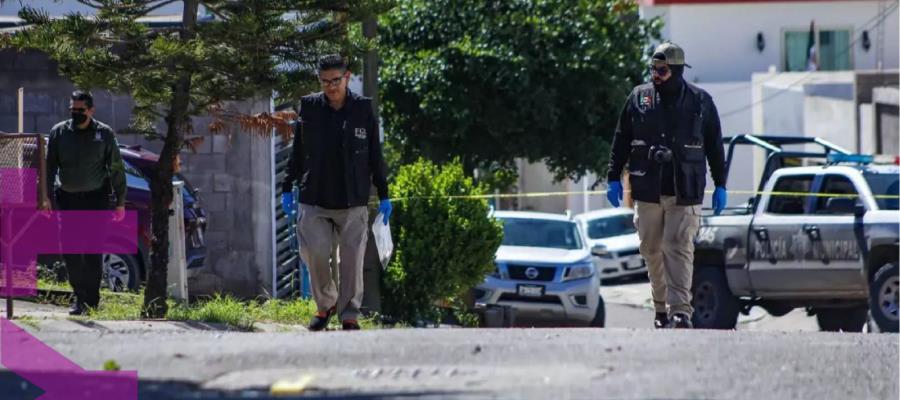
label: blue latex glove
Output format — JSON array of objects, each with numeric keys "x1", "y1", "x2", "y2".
[
  {"x1": 378, "y1": 199, "x2": 392, "y2": 225},
  {"x1": 607, "y1": 181, "x2": 623, "y2": 208},
  {"x1": 712, "y1": 186, "x2": 727, "y2": 216},
  {"x1": 281, "y1": 192, "x2": 294, "y2": 217}
]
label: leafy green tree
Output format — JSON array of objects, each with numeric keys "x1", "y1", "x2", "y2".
[
  {"x1": 3, "y1": 0, "x2": 388, "y2": 317},
  {"x1": 379, "y1": 0, "x2": 660, "y2": 182}
]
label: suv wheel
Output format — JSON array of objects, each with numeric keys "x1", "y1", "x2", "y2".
[
  {"x1": 816, "y1": 306, "x2": 867, "y2": 332},
  {"x1": 691, "y1": 266, "x2": 740, "y2": 329},
  {"x1": 589, "y1": 295, "x2": 606, "y2": 327},
  {"x1": 869, "y1": 262, "x2": 899, "y2": 333},
  {"x1": 102, "y1": 253, "x2": 140, "y2": 292}
]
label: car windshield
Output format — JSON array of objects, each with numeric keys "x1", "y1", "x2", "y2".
[
  {"x1": 584, "y1": 214, "x2": 636, "y2": 239},
  {"x1": 499, "y1": 218, "x2": 583, "y2": 250},
  {"x1": 864, "y1": 171, "x2": 900, "y2": 210}
]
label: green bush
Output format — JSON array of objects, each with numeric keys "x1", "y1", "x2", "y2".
[{"x1": 382, "y1": 158, "x2": 504, "y2": 323}]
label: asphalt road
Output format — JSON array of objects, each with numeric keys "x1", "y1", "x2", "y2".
[
  {"x1": 0, "y1": 279, "x2": 891, "y2": 399},
  {"x1": 1, "y1": 322, "x2": 894, "y2": 399}
]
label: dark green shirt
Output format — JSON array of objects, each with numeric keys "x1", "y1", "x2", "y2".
[{"x1": 46, "y1": 118, "x2": 127, "y2": 207}]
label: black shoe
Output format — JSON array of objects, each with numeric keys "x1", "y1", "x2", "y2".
[
  {"x1": 307, "y1": 307, "x2": 335, "y2": 332},
  {"x1": 669, "y1": 313, "x2": 693, "y2": 329},
  {"x1": 68, "y1": 302, "x2": 85, "y2": 316},
  {"x1": 654, "y1": 312, "x2": 669, "y2": 329},
  {"x1": 342, "y1": 320, "x2": 360, "y2": 331}
]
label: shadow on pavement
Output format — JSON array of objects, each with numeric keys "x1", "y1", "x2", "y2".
[
  {"x1": 601, "y1": 273, "x2": 649, "y2": 287},
  {"x1": 0, "y1": 371, "x2": 486, "y2": 400}
]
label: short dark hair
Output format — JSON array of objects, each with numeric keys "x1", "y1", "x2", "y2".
[
  {"x1": 317, "y1": 54, "x2": 347, "y2": 73},
  {"x1": 71, "y1": 90, "x2": 94, "y2": 108}
]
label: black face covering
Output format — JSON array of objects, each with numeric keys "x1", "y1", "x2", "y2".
[
  {"x1": 654, "y1": 64, "x2": 685, "y2": 103},
  {"x1": 71, "y1": 113, "x2": 88, "y2": 126}
]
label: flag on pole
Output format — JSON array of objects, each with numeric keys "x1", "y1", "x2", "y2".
[{"x1": 806, "y1": 20, "x2": 818, "y2": 71}]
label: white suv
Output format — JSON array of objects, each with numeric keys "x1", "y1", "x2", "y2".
[
  {"x1": 474, "y1": 211, "x2": 605, "y2": 327},
  {"x1": 575, "y1": 209, "x2": 645, "y2": 280}
]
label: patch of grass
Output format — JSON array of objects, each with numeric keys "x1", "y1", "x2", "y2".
[
  {"x1": 35, "y1": 274, "x2": 394, "y2": 330},
  {"x1": 13, "y1": 315, "x2": 40, "y2": 330},
  {"x1": 37, "y1": 277, "x2": 72, "y2": 293},
  {"x1": 82, "y1": 292, "x2": 387, "y2": 330}
]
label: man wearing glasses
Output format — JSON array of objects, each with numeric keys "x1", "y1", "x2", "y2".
[
  {"x1": 605, "y1": 43, "x2": 727, "y2": 329},
  {"x1": 282, "y1": 55, "x2": 391, "y2": 331},
  {"x1": 44, "y1": 90, "x2": 127, "y2": 315}
]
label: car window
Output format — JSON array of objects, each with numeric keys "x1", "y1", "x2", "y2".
[
  {"x1": 500, "y1": 218, "x2": 583, "y2": 250},
  {"x1": 585, "y1": 214, "x2": 636, "y2": 239},
  {"x1": 814, "y1": 175, "x2": 860, "y2": 215},
  {"x1": 864, "y1": 171, "x2": 900, "y2": 210},
  {"x1": 766, "y1": 175, "x2": 814, "y2": 215}
]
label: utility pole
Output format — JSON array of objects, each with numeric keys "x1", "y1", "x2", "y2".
[{"x1": 361, "y1": 15, "x2": 383, "y2": 313}]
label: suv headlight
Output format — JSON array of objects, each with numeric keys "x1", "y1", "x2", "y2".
[{"x1": 563, "y1": 262, "x2": 594, "y2": 281}]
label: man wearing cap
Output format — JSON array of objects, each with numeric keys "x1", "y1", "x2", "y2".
[{"x1": 605, "y1": 42, "x2": 728, "y2": 329}]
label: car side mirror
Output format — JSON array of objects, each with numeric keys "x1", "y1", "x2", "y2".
[
  {"x1": 854, "y1": 203, "x2": 866, "y2": 217},
  {"x1": 591, "y1": 245, "x2": 608, "y2": 258}
]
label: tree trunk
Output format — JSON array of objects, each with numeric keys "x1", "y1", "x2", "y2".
[{"x1": 142, "y1": 0, "x2": 199, "y2": 318}]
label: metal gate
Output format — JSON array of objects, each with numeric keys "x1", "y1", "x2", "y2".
[{"x1": 273, "y1": 134, "x2": 310, "y2": 299}]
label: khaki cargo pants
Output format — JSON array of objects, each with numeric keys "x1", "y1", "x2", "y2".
[
  {"x1": 298, "y1": 204, "x2": 369, "y2": 321},
  {"x1": 634, "y1": 196, "x2": 701, "y2": 317}
]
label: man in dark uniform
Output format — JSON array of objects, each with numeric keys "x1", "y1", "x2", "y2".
[
  {"x1": 281, "y1": 55, "x2": 392, "y2": 331},
  {"x1": 44, "y1": 90, "x2": 127, "y2": 315},
  {"x1": 606, "y1": 43, "x2": 728, "y2": 329}
]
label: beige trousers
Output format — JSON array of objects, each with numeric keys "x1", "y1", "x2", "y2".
[
  {"x1": 298, "y1": 204, "x2": 369, "y2": 321},
  {"x1": 634, "y1": 197, "x2": 701, "y2": 317}
]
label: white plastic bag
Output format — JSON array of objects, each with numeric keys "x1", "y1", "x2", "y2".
[{"x1": 372, "y1": 213, "x2": 393, "y2": 269}]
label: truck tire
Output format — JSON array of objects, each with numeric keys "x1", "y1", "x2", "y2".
[
  {"x1": 691, "y1": 266, "x2": 740, "y2": 329},
  {"x1": 869, "y1": 262, "x2": 899, "y2": 333},
  {"x1": 816, "y1": 306, "x2": 867, "y2": 332}
]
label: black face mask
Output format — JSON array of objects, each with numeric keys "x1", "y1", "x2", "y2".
[
  {"x1": 653, "y1": 64, "x2": 685, "y2": 101},
  {"x1": 71, "y1": 113, "x2": 88, "y2": 126}
]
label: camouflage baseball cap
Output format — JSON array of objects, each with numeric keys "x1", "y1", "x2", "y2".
[{"x1": 651, "y1": 42, "x2": 692, "y2": 68}]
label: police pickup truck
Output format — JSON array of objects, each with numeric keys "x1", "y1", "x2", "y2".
[{"x1": 690, "y1": 135, "x2": 899, "y2": 332}]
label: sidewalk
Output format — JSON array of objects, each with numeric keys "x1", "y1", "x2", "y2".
[{"x1": 0, "y1": 298, "x2": 308, "y2": 334}]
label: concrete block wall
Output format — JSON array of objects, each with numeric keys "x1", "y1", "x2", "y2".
[{"x1": 1, "y1": 49, "x2": 276, "y2": 298}]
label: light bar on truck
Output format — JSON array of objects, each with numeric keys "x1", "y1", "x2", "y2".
[{"x1": 827, "y1": 153, "x2": 874, "y2": 164}]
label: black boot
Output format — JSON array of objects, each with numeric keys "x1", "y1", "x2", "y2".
[
  {"x1": 68, "y1": 301, "x2": 85, "y2": 316},
  {"x1": 307, "y1": 307, "x2": 335, "y2": 332},
  {"x1": 654, "y1": 312, "x2": 669, "y2": 329},
  {"x1": 669, "y1": 313, "x2": 693, "y2": 329}
]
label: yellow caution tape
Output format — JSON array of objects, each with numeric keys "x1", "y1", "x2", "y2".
[
  {"x1": 380, "y1": 189, "x2": 900, "y2": 203},
  {"x1": 270, "y1": 374, "x2": 314, "y2": 396}
]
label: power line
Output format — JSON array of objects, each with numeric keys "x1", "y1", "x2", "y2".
[{"x1": 718, "y1": 1, "x2": 899, "y2": 118}]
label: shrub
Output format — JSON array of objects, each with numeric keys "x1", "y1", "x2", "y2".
[{"x1": 382, "y1": 158, "x2": 503, "y2": 323}]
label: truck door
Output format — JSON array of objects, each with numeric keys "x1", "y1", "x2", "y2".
[
  {"x1": 748, "y1": 174, "x2": 815, "y2": 294},
  {"x1": 804, "y1": 173, "x2": 867, "y2": 293}
]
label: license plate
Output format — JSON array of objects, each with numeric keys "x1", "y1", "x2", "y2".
[
  {"x1": 517, "y1": 284, "x2": 545, "y2": 297},
  {"x1": 624, "y1": 257, "x2": 645, "y2": 270}
]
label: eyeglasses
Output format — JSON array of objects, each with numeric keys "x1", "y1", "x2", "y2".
[
  {"x1": 69, "y1": 107, "x2": 88, "y2": 113},
  {"x1": 649, "y1": 65, "x2": 670, "y2": 76},
  {"x1": 319, "y1": 76, "x2": 344, "y2": 87}
]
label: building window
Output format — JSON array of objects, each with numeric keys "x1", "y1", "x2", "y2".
[{"x1": 783, "y1": 28, "x2": 852, "y2": 72}]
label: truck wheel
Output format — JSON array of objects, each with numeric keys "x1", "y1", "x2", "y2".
[
  {"x1": 816, "y1": 306, "x2": 867, "y2": 332},
  {"x1": 869, "y1": 262, "x2": 899, "y2": 333},
  {"x1": 691, "y1": 266, "x2": 740, "y2": 329},
  {"x1": 589, "y1": 295, "x2": 606, "y2": 328}
]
